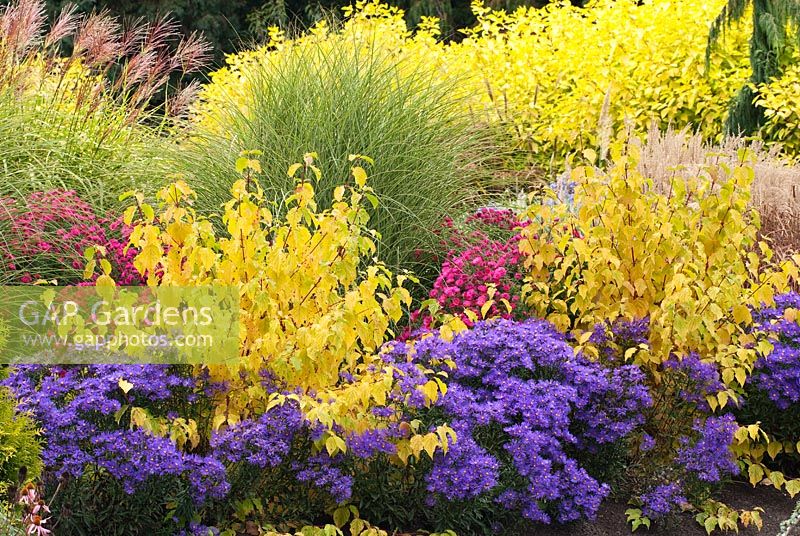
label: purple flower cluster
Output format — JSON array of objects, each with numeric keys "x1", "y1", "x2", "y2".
[
  {"x1": 4, "y1": 363, "x2": 387, "y2": 516},
  {"x1": 2, "y1": 365, "x2": 227, "y2": 504},
  {"x1": 676, "y1": 414, "x2": 739, "y2": 483},
  {"x1": 426, "y1": 422, "x2": 500, "y2": 501},
  {"x1": 293, "y1": 454, "x2": 354, "y2": 504},
  {"x1": 639, "y1": 482, "x2": 687, "y2": 519},
  {"x1": 211, "y1": 402, "x2": 305, "y2": 468},
  {"x1": 590, "y1": 317, "x2": 649, "y2": 363},
  {"x1": 346, "y1": 427, "x2": 399, "y2": 458},
  {"x1": 664, "y1": 353, "x2": 726, "y2": 410},
  {"x1": 751, "y1": 292, "x2": 800, "y2": 409},
  {"x1": 412, "y1": 319, "x2": 651, "y2": 524}
]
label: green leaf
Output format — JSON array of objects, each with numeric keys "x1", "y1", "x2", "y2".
[{"x1": 332, "y1": 505, "x2": 350, "y2": 527}]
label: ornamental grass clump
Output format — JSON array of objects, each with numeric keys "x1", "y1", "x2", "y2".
[
  {"x1": 0, "y1": 0, "x2": 210, "y2": 207},
  {"x1": 183, "y1": 13, "x2": 493, "y2": 270},
  {"x1": 387, "y1": 319, "x2": 651, "y2": 534}
]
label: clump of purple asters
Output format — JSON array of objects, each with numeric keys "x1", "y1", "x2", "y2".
[
  {"x1": 2, "y1": 365, "x2": 226, "y2": 505},
  {"x1": 664, "y1": 353, "x2": 726, "y2": 411},
  {"x1": 750, "y1": 292, "x2": 800, "y2": 409},
  {"x1": 211, "y1": 401, "x2": 305, "y2": 468},
  {"x1": 345, "y1": 427, "x2": 400, "y2": 458},
  {"x1": 590, "y1": 317, "x2": 650, "y2": 363},
  {"x1": 639, "y1": 482, "x2": 687, "y2": 519},
  {"x1": 293, "y1": 454, "x2": 354, "y2": 504},
  {"x1": 411, "y1": 319, "x2": 651, "y2": 524},
  {"x1": 676, "y1": 414, "x2": 739, "y2": 483},
  {"x1": 426, "y1": 422, "x2": 499, "y2": 501}
]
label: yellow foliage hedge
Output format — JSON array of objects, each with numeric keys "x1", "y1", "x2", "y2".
[
  {"x1": 194, "y1": 0, "x2": 765, "y2": 165},
  {"x1": 756, "y1": 58, "x2": 800, "y2": 158}
]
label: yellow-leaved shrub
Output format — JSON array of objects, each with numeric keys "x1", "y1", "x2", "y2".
[
  {"x1": 519, "y1": 132, "x2": 800, "y2": 495},
  {"x1": 119, "y1": 152, "x2": 452, "y2": 461},
  {"x1": 195, "y1": 0, "x2": 758, "y2": 166},
  {"x1": 756, "y1": 58, "x2": 800, "y2": 158},
  {"x1": 452, "y1": 0, "x2": 750, "y2": 163}
]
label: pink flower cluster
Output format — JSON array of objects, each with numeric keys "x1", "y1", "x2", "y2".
[
  {"x1": 414, "y1": 208, "x2": 528, "y2": 329},
  {"x1": 18, "y1": 483, "x2": 52, "y2": 536},
  {"x1": 465, "y1": 207, "x2": 521, "y2": 231},
  {"x1": 0, "y1": 190, "x2": 142, "y2": 285}
]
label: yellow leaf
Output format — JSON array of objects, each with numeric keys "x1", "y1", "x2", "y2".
[
  {"x1": 770, "y1": 471, "x2": 786, "y2": 489},
  {"x1": 786, "y1": 479, "x2": 800, "y2": 498},
  {"x1": 287, "y1": 163, "x2": 302, "y2": 177},
  {"x1": 732, "y1": 304, "x2": 752, "y2": 325},
  {"x1": 212, "y1": 413, "x2": 227, "y2": 431},
  {"x1": 83, "y1": 259, "x2": 96, "y2": 280},
  {"x1": 767, "y1": 441, "x2": 782, "y2": 460},
  {"x1": 420, "y1": 381, "x2": 439, "y2": 405},
  {"x1": 735, "y1": 367, "x2": 747, "y2": 387},
  {"x1": 352, "y1": 166, "x2": 368, "y2": 188},
  {"x1": 747, "y1": 424, "x2": 761, "y2": 440},
  {"x1": 118, "y1": 379, "x2": 134, "y2": 394},
  {"x1": 748, "y1": 463, "x2": 764, "y2": 486},
  {"x1": 423, "y1": 433, "x2": 439, "y2": 460}
]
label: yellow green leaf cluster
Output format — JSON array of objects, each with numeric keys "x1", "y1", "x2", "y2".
[
  {"x1": 520, "y1": 132, "x2": 795, "y2": 382},
  {"x1": 755, "y1": 56, "x2": 800, "y2": 158},
  {"x1": 731, "y1": 422, "x2": 800, "y2": 498},
  {"x1": 695, "y1": 500, "x2": 763, "y2": 535}
]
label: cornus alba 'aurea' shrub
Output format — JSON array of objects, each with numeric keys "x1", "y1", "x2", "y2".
[
  {"x1": 520, "y1": 133, "x2": 800, "y2": 526},
  {"x1": 116, "y1": 154, "x2": 452, "y2": 477},
  {"x1": 388, "y1": 319, "x2": 651, "y2": 533},
  {"x1": 521, "y1": 133, "x2": 797, "y2": 409}
]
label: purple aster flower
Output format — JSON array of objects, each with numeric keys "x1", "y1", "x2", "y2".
[
  {"x1": 676, "y1": 414, "x2": 739, "y2": 483},
  {"x1": 414, "y1": 318, "x2": 650, "y2": 523},
  {"x1": 640, "y1": 482, "x2": 687, "y2": 519}
]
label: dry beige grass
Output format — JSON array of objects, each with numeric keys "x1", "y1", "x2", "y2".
[{"x1": 636, "y1": 126, "x2": 800, "y2": 260}]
